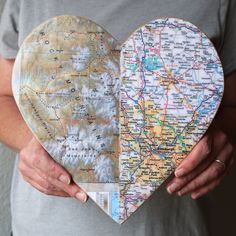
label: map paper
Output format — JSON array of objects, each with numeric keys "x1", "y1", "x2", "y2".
[{"x1": 12, "y1": 16, "x2": 224, "y2": 223}]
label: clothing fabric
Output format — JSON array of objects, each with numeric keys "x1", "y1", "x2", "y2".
[{"x1": 0, "y1": 0, "x2": 236, "y2": 235}]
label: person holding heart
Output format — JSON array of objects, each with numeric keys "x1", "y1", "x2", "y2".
[{"x1": 0, "y1": 0, "x2": 236, "y2": 235}]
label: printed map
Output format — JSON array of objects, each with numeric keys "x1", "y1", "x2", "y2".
[{"x1": 13, "y1": 16, "x2": 224, "y2": 223}]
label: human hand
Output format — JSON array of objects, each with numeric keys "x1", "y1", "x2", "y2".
[
  {"x1": 166, "y1": 122, "x2": 234, "y2": 199},
  {"x1": 19, "y1": 137, "x2": 88, "y2": 202}
]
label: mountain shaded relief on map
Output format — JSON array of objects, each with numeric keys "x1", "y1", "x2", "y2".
[{"x1": 12, "y1": 16, "x2": 224, "y2": 223}]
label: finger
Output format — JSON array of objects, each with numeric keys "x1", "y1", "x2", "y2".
[
  {"x1": 24, "y1": 150, "x2": 72, "y2": 185},
  {"x1": 191, "y1": 176, "x2": 223, "y2": 199},
  {"x1": 19, "y1": 160, "x2": 67, "y2": 193},
  {"x1": 47, "y1": 177, "x2": 88, "y2": 202},
  {"x1": 175, "y1": 128, "x2": 228, "y2": 178},
  {"x1": 191, "y1": 158, "x2": 234, "y2": 199},
  {"x1": 167, "y1": 133, "x2": 232, "y2": 194},
  {"x1": 166, "y1": 154, "x2": 213, "y2": 194},
  {"x1": 174, "y1": 135, "x2": 213, "y2": 177},
  {"x1": 23, "y1": 175, "x2": 70, "y2": 197},
  {"x1": 176, "y1": 142, "x2": 233, "y2": 196}
]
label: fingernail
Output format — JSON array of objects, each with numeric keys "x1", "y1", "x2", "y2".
[
  {"x1": 167, "y1": 183, "x2": 178, "y2": 194},
  {"x1": 175, "y1": 168, "x2": 185, "y2": 177},
  {"x1": 58, "y1": 175, "x2": 70, "y2": 184},
  {"x1": 191, "y1": 193, "x2": 199, "y2": 199},
  {"x1": 75, "y1": 192, "x2": 87, "y2": 202},
  {"x1": 177, "y1": 191, "x2": 183, "y2": 196}
]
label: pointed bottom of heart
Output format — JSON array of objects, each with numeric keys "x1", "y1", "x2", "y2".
[{"x1": 77, "y1": 181, "x2": 160, "y2": 224}]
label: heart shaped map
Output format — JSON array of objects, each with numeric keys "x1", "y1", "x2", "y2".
[{"x1": 12, "y1": 16, "x2": 224, "y2": 223}]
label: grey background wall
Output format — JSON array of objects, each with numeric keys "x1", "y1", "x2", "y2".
[
  {"x1": 0, "y1": 0, "x2": 15, "y2": 226},
  {"x1": 0, "y1": 0, "x2": 236, "y2": 235},
  {"x1": 0, "y1": 2, "x2": 16, "y2": 236},
  {"x1": 0, "y1": 144, "x2": 15, "y2": 236},
  {"x1": 0, "y1": 3, "x2": 16, "y2": 236}
]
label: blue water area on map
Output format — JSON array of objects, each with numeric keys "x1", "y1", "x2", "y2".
[
  {"x1": 129, "y1": 63, "x2": 139, "y2": 72},
  {"x1": 197, "y1": 89, "x2": 221, "y2": 114},
  {"x1": 143, "y1": 56, "x2": 162, "y2": 71},
  {"x1": 198, "y1": 97, "x2": 220, "y2": 116},
  {"x1": 111, "y1": 192, "x2": 120, "y2": 222},
  {"x1": 157, "y1": 152, "x2": 168, "y2": 160}
]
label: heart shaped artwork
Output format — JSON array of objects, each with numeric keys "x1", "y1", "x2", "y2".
[{"x1": 12, "y1": 15, "x2": 224, "y2": 224}]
